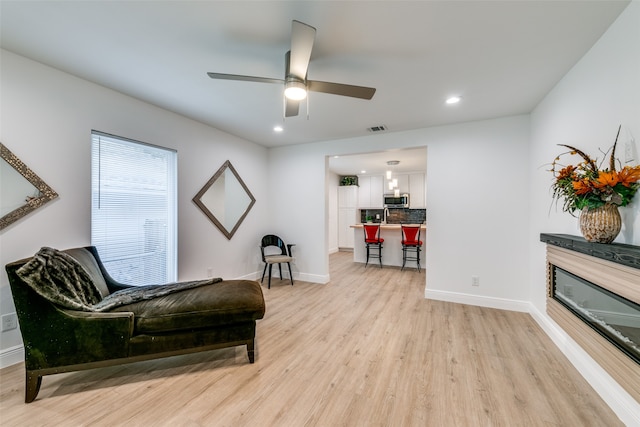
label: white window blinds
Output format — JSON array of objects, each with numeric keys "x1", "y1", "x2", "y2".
[{"x1": 91, "y1": 131, "x2": 177, "y2": 286}]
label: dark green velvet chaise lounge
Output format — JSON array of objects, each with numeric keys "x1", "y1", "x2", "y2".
[{"x1": 6, "y1": 246, "x2": 266, "y2": 403}]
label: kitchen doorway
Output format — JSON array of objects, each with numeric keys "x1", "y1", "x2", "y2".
[{"x1": 326, "y1": 147, "x2": 427, "y2": 260}]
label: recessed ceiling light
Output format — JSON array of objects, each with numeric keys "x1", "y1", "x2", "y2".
[
  {"x1": 274, "y1": 126, "x2": 283, "y2": 132},
  {"x1": 361, "y1": 170, "x2": 367, "y2": 174},
  {"x1": 446, "y1": 96, "x2": 461, "y2": 104}
]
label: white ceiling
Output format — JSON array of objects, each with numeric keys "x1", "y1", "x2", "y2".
[
  {"x1": 329, "y1": 148, "x2": 428, "y2": 177},
  {"x1": 0, "y1": 0, "x2": 629, "y2": 156}
]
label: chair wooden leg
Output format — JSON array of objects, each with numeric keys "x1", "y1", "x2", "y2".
[
  {"x1": 268, "y1": 264, "x2": 273, "y2": 289},
  {"x1": 247, "y1": 339, "x2": 255, "y2": 363},
  {"x1": 261, "y1": 263, "x2": 268, "y2": 283},
  {"x1": 278, "y1": 263, "x2": 283, "y2": 280},
  {"x1": 25, "y1": 371, "x2": 42, "y2": 403},
  {"x1": 378, "y1": 243, "x2": 383, "y2": 268},
  {"x1": 287, "y1": 262, "x2": 294, "y2": 286}
]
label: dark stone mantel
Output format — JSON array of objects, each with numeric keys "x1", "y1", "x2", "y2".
[{"x1": 540, "y1": 233, "x2": 640, "y2": 270}]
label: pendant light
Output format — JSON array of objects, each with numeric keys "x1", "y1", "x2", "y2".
[{"x1": 386, "y1": 160, "x2": 399, "y2": 191}]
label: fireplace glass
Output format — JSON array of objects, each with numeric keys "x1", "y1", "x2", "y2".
[{"x1": 551, "y1": 266, "x2": 640, "y2": 365}]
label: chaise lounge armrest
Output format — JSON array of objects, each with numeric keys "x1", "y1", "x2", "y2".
[
  {"x1": 49, "y1": 307, "x2": 134, "y2": 364},
  {"x1": 10, "y1": 284, "x2": 135, "y2": 371}
]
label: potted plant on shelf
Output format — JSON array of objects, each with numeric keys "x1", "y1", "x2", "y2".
[
  {"x1": 340, "y1": 176, "x2": 358, "y2": 186},
  {"x1": 549, "y1": 126, "x2": 640, "y2": 243}
]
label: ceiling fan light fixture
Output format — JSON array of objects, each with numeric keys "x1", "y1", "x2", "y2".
[{"x1": 284, "y1": 80, "x2": 307, "y2": 100}]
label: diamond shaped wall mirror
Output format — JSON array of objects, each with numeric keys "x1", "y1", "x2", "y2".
[
  {"x1": 1, "y1": 142, "x2": 59, "y2": 230},
  {"x1": 193, "y1": 160, "x2": 256, "y2": 240}
]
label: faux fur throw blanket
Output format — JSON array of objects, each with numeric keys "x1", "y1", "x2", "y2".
[
  {"x1": 93, "y1": 278, "x2": 221, "y2": 312},
  {"x1": 17, "y1": 247, "x2": 222, "y2": 312}
]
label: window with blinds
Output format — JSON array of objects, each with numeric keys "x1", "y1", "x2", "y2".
[{"x1": 91, "y1": 131, "x2": 177, "y2": 286}]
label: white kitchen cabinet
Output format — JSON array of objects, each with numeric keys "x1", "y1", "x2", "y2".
[
  {"x1": 338, "y1": 185, "x2": 358, "y2": 208},
  {"x1": 338, "y1": 185, "x2": 358, "y2": 248},
  {"x1": 338, "y1": 208, "x2": 357, "y2": 248},
  {"x1": 409, "y1": 173, "x2": 425, "y2": 208},
  {"x1": 357, "y1": 177, "x2": 370, "y2": 207},
  {"x1": 395, "y1": 174, "x2": 410, "y2": 194},
  {"x1": 370, "y1": 175, "x2": 384, "y2": 207},
  {"x1": 357, "y1": 175, "x2": 384, "y2": 208}
]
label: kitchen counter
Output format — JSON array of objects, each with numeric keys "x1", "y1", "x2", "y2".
[
  {"x1": 350, "y1": 223, "x2": 425, "y2": 230},
  {"x1": 351, "y1": 223, "x2": 425, "y2": 268}
]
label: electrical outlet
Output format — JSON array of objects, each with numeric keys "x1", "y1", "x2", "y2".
[
  {"x1": 472, "y1": 276, "x2": 480, "y2": 287},
  {"x1": 1, "y1": 313, "x2": 18, "y2": 332}
]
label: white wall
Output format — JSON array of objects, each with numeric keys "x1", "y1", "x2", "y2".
[
  {"x1": 0, "y1": 50, "x2": 269, "y2": 361},
  {"x1": 269, "y1": 115, "x2": 531, "y2": 311},
  {"x1": 327, "y1": 171, "x2": 339, "y2": 254},
  {"x1": 529, "y1": 2, "x2": 640, "y2": 423}
]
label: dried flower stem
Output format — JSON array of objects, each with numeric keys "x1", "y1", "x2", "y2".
[
  {"x1": 610, "y1": 124, "x2": 621, "y2": 172},
  {"x1": 557, "y1": 144, "x2": 598, "y2": 173}
]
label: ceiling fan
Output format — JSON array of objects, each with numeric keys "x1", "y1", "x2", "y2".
[{"x1": 207, "y1": 20, "x2": 376, "y2": 118}]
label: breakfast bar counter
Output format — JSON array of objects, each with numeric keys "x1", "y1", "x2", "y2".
[{"x1": 350, "y1": 223, "x2": 426, "y2": 268}]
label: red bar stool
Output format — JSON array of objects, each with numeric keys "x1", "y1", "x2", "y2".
[
  {"x1": 401, "y1": 224, "x2": 423, "y2": 271},
  {"x1": 363, "y1": 224, "x2": 384, "y2": 268}
]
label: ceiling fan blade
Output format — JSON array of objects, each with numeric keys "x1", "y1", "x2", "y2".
[
  {"x1": 207, "y1": 72, "x2": 283, "y2": 85},
  {"x1": 285, "y1": 98, "x2": 300, "y2": 117},
  {"x1": 307, "y1": 80, "x2": 376, "y2": 100},
  {"x1": 288, "y1": 20, "x2": 316, "y2": 79}
]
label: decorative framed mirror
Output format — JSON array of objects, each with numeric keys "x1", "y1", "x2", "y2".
[
  {"x1": 1, "y1": 142, "x2": 59, "y2": 230},
  {"x1": 193, "y1": 160, "x2": 256, "y2": 240}
]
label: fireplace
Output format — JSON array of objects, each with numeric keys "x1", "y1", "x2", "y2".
[
  {"x1": 541, "y1": 234, "x2": 640, "y2": 402},
  {"x1": 550, "y1": 265, "x2": 640, "y2": 364}
]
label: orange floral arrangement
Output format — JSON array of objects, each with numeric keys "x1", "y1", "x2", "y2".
[{"x1": 550, "y1": 126, "x2": 640, "y2": 215}]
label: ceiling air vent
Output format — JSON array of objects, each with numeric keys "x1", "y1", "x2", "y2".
[{"x1": 367, "y1": 125, "x2": 387, "y2": 132}]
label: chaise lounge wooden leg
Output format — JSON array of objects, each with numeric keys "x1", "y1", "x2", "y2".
[
  {"x1": 247, "y1": 340, "x2": 255, "y2": 363},
  {"x1": 25, "y1": 371, "x2": 42, "y2": 403}
]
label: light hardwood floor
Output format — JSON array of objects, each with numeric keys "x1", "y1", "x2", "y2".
[{"x1": 0, "y1": 252, "x2": 622, "y2": 426}]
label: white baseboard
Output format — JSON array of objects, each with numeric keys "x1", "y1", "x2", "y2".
[
  {"x1": 237, "y1": 270, "x2": 329, "y2": 284},
  {"x1": 425, "y1": 288, "x2": 530, "y2": 312},
  {"x1": 528, "y1": 306, "x2": 640, "y2": 427},
  {"x1": 0, "y1": 345, "x2": 24, "y2": 369},
  {"x1": 296, "y1": 272, "x2": 330, "y2": 284}
]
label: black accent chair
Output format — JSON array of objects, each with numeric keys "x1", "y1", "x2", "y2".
[
  {"x1": 363, "y1": 224, "x2": 384, "y2": 268},
  {"x1": 260, "y1": 235, "x2": 295, "y2": 289}
]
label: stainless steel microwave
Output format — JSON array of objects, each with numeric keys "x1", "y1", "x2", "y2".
[{"x1": 383, "y1": 194, "x2": 409, "y2": 208}]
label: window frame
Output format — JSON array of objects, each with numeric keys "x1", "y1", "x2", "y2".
[{"x1": 90, "y1": 130, "x2": 177, "y2": 285}]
